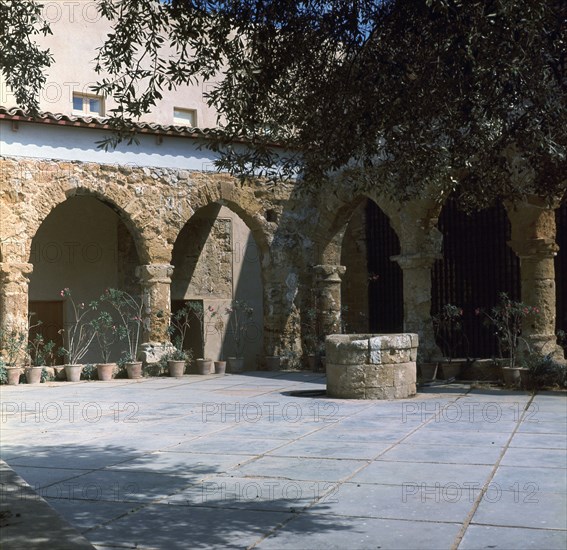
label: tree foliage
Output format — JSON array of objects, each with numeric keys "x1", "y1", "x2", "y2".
[
  {"x1": 2, "y1": 0, "x2": 566, "y2": 208},
  {"x1": 0, "y1": 0, "x2": 53, "y2": 112}
]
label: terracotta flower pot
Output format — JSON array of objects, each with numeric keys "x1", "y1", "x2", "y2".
[
  {"x1": 64, "y1": 364, "x2": 83, "y2": 382},
  {"x1": 25, "y1": 366, "x2": 43, "y2": 384},
  {"x1": 6, "y1": 367, "x2": 22, "y2": 385},
  {"x1": 167, "y1": 360, "x2": 186, "y2": 377},
  {"x1": 125, "y1": 361, "x2": 143, "y2": 379},
  {"x1": 501, "y1": 366, "x2": 526, "y2": 388},
  {"x1": 96, "y1": 363, "x2": 116, "y2": 381},
  {"x1": 214, "y1": 360, "x2": 227, "y2": 374},
  {"x1": 196, "y1": 358, "x2": 213, "y2": 375},
  {"x1": 227, "y1": 357, "x2": 244, "y2": 373}
]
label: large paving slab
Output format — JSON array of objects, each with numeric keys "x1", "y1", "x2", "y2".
[{"x1": 1, "y1": 371, "x2": 566, "y2": 549}]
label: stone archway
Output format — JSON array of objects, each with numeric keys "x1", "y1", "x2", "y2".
[
  {"x1": 171, "y1": 199, "x2": 265, "y2": 369},
  {"x1": 432, "y1": 197, "x2": 520, "y2": 358},
  {"x1": 27, "y1": 194, "x2": 143, "y2": 364}
]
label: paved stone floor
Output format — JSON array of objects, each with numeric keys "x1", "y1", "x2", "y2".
[{"x1": 1, "y1": 371, "x2": 566, "y2": 549}]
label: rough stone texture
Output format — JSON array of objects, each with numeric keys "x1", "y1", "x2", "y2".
[
  {"x1": 507, "y1": 197, "x2": 564, "y2": 362},
  {"x1": 326, "y1": 333, "x2": 418, "y2": 399},
  {"x1": 171, "y1": 214, "x2": 233, "y2": 299},
  {"x1": 0, "y1": 157, "x2": 563, "y2": 365}
]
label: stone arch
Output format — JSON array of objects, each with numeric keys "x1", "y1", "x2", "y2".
[
  {"x1": 167, "y1": 177, "x2": 271, "y2": 266},
  {"x1": 432, "y1": 197, "x2": 520, "y2": 358},
  {"x1": 26, "y1": 189, "x2": 150, "y2": 364},
  {"x1": 169, "y1": 181, "x2": 268, "y2": 369},
  {"x1": 304, "y1": 183, "x2": 404, "y2": 355},
  {"x1": 312, "y1": 183, "x2": 401, "y2": 267},
  {"x1": 24, "y1": 183, "x2": 151, "y2": 265}
]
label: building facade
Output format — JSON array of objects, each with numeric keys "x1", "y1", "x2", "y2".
[{"x1": 1, "y1": 4, "x2": 565, "y2": 369}]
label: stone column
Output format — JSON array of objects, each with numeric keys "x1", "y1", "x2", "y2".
[
  {"x1": 387, "y1": 198, "x2": 443, "y2": 361},
  {"x1": 507, "y1": 199, "x2": 562, "y2": 360},
  {"x1": 263, "y1": 280, "x2": 285, "y2": 355},
  {"x1": 391, "y1": 253, "x2": 440, "y2": 360},
  {"x1": 0, "y1": 262, "x2": 33, "y2": 334},
  {"x1": 313, "y1": 264, "x2": 346, "y2": 336},
  {"x1": 135, "y1": 264, "x2": 174, "y2": 344}
]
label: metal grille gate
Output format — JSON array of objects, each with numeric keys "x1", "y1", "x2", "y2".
[
  {"x1": 364, "y1": 198, "x2": 565, "y2": 357},
  {"x1": 365, "y1": 200, "x2": 404, "y2": 333},
  {"x1": 431, "y1": 199, "x2": 520, "y2": 358}
]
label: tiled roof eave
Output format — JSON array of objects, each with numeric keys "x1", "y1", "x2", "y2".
[{"x1": 0, "y1": 105, "x2": 212, "y2": 140}]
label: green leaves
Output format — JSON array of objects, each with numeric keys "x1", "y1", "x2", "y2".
[
  {"x1": 4, "y1": 0, "x2": 565, "y2": 208},
  {"x1": 0, "y1": 0, "x2": 53, "y2": 113}
]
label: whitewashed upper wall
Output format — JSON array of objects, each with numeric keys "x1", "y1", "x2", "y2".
[
  {"x1": 0, "y1": 0, "x2": 220, "y2": 128},
  {"x1": 1, "y1": 120, "x2": 219, "y2": 170}
]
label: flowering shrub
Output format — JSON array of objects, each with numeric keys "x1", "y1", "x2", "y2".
[
  {"x1": 90, "y1": 310, "x2": 119, "y2": 363},
  {"x1": 100, "y1": 289, "x2": 144, "y2": 362},
  {"x1": 184, "y1": 300, "x2": 220, "y2": 358},
  {"x1": 168, "y1": 304, "x2": 193, "y2": 360},
  {"x1": 28, "y1": 333, "x2": 56, "y2": 366},
  {"x1": 58, "y1": 288, "x2": 96, "y2": 365},
  {"x1": 208, "y1": 305, "x2": 226, "y2": 360},
  {"x1": 432, "y1": 304, "x2": 464, "y2": 361},
  {"x1": 476, "y1": 292, "x2": 539, "y2": 368}
]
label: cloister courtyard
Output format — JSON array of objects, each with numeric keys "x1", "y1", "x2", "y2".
[{"x1": 1, "y1": 371, "x2": 566, "y2": 549}]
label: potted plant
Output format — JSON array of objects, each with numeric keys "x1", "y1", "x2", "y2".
[
  {"x1": 264, "y1": 318, "x2": 282, "y2": 372},
  {"x1": 101, "y1": 289, "x2": 145, "y2": 379},
  {"x1": 167, "y1": 305, "x2": 193, "y2": 377},
  {"x1": 58, "y1": 288, "x2": 97, "y2": 381},
  {"x1": 0, "y1": 327, "x2": 28, "y2": 385},
  {"x1": 476, "y1": 293, "x2": 539, "y2": 387},
  {"x1": 187, "y1": 300, "x2": 213, "y2": 375},
  {"x1": 90, "y1": 309, "x2": 119, "y2": 381},
  {"x1": 26, "y1": 332, "x2": 56, "y2": 384},
  {"x1": 432, "y1": 303, "x2": 465, "y2": 379},
  {"x1": 557, "y1": 330, "x2": 567, "y2": 360},
  {"x1": 225, "y1": 299, "x2": 254, "y2": 373},
  {"x1": 165, "y1": 347, "x2": 192, "y2": 377}
]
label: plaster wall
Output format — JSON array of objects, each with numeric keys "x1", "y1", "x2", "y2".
[{"x1": 1, "y1": 1, "x2": 219, "y2": 128}]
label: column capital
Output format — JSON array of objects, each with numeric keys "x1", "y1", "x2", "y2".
[
  {"x1": 135, "y1": 264, "x2": 174, "y2": 284},
  {"x1": 0, "y1": 262, "x2": 34, "y2": 283},
  {"x1": 507, "y1": 239, "x2": 559, "y2": 260},
  {"x1": 313, "y1": 264, "x2": 346, "y2": 283}
]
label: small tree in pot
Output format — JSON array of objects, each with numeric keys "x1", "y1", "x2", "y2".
[
  {"x1": 476, "y1": 293, "x2": 539, "y2": 386},
  {"x1": 166, "y1": 305, "x2": 193, "y2": 377},
  {"x1": 432, "y1": 303, "x2": 466, "y2": 379},
  {"x1": 26, "y1": 332, "x2": 56, "y2": 384},
  {"x1": 58, "y1": 288, "x2": 97, "y2": 381},
  {"x1": 90, "y1": 309, "x2": 119, "y2": 381},
  {"x1": 101, "y1": 289, "x2": 145, "y2": 379}
]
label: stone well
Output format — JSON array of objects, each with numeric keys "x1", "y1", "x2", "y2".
[{"x1": 326, "y1": 333, "x2": 418, "y2": 399}]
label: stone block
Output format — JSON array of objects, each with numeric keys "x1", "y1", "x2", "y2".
[
  {"x1": 326, "y1": 333, "x2": 418, "y2": 400},
  {"x1": 381, "y1": 348, "x2": 412, "y2": 364},
  {"x1": 364, "y1": 364, "x2": 394, "y2": 387},
  {"x1": 369, "y1": 350, "x2": 382, "y2": 364},
  {"x1": 369, "y1": 333, "x2": 416, "y2": 351},
  {"x1": 326, "y1": 335, "x2": 369, "y2": 365}
]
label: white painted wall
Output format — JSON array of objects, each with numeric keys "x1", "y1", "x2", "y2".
[
  {"x1": 1, "y1": 1, "x2": 220, "y2": 128},
  {"x1": 1, "y1": 120, "x2": 218, "y2": 170}
]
